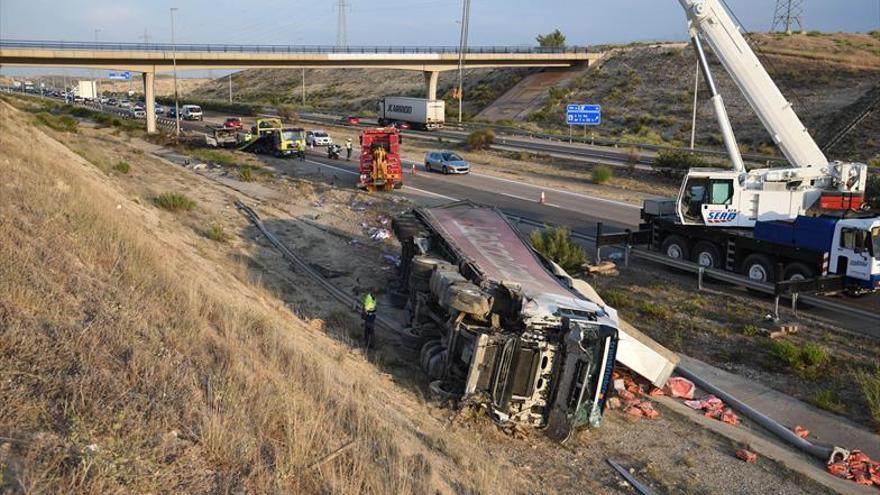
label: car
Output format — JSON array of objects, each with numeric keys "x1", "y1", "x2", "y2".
[
  {"x1": 73, "y1": 96, "x2": 84, "y2": 103},
  {"x1": 341, "y1": 116, "x2": 360, "y2": 125},
  {"x1": 167, "y1": 107, "x2": 178, "y2": 118},
  {"x1": 181, "y1": 104, "x2": 203, "y2": 121},
  {"x1": 100, "y1": 96, "x2": 110, "y2": 104},
  {"x1": 391, "y1": 121, "x2": 411, "y2": 130},
  {"x1": 306, "y1": 130, "x2": 332, "y2": 146},
  {"x1": 223, "y1": 117, "x2": 243, "y2": 129},
  {"x1": 118, "y1": 100, "x2": 131, "y2": 108},
  {"x1": 134, "y1": 102, "x2": 145, "y2": 110},
  {"x1": 155, "y1": 104, "x2": 165, "y2": 115},
  {"x1": 130, "y1": 107, "x2": 146, "y2": 118},
  {"x1": 424, "y1": 151, "x2": 470, "y2": 174},
  {"x1": 107, "y1": 98, "x2": 118, "y2": 106}
]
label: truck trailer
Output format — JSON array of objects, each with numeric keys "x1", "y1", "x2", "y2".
[
  {"x1": 77, "y1": 80, "x2": 97, "y2": 101},
  {"x1": 377, "y1": 97, "x2": 445, "y2": 130},
  {"x1": 393, "y1": 201, "x2": 678, "y2": 441}
]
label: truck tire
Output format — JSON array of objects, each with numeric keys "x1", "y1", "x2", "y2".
[
  {"x1": 741, "y1": 254, "x2": 775, "y2": 283},
  {"x1": 429, "y1": 380, "x2": 464, "y2": 401},
  {"x1": 427, "y1": 350, "x2": 447, "y2": 380},
  {"x1": 399, "y1": 326, "x2": 432, "y2": 351},
  {"x1": 421, "y1": 340, "x2": 442, "y2": 372},
  {"x1": 692, "y1": 241, "x2": 721, "y2": 268},
  {"x1": 446, "y1": 283, "x2": 492, "y2": 316},
  {"x1": 783, "y1": 262, "x2": 814, "y2": 281},
  {"x1": 661, "y1": 235, "x2": 690, "y2": 261}
]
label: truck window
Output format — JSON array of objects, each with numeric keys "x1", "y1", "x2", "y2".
[
  {"x1": 872, "y1": 227, "x2": 880, "y2": 259},
  {"x1": 709, "y1": 180, "x2": 733, "y2": 205},
  {"x1": 840, "y1": 228, "x2": 869, "y2": 253},
  {"x1": 841, "y1": 229, "x2": 856, "y2": 250},
  {"x1": 681, "y1": 178, "x2": 707, "y2": 220}
]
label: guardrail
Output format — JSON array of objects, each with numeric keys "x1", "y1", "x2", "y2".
[{"x1": 0, "y1": 39, "x2": 590, "y2": 55}]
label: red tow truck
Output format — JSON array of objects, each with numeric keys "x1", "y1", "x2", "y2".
[{"x1": 358, "y1": 128, "x2": 403, "y2": 192}]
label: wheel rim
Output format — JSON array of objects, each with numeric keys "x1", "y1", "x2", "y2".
[
  {"x1": 748, "y1": 264, "x2": 768, "y2": 281},
  {"x1": 666, "y1": 244, "x2": 683, "y2": 259},
  {"x1": 697, "y1": 251, "x2": 715, "y2": 268},
  {"x1": 788, "y1": 273, "x2": 806, "y2": 281}
]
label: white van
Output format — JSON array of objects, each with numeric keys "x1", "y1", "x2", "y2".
[{"x1": 181, "y1": 104, "x2": 203, "y2": 121}]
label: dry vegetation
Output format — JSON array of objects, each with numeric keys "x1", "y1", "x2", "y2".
[{"x1": 0, "y1": 101, "x2": 506, "y2": 493}]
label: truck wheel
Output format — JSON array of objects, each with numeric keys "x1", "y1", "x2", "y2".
[
  {"x1": 741, "y1": 254, "x2": 775, "y2": 283},
  {"x1": 394, "y1": 181, "x2": 403, "y2": 190},
  {"x1": 660, "y1": 235, "x2": 690, "y2": 261},
  {"x1": 427, "y1": 351, "x2": 447, "y2": 380},
  {"x1": 783, "y1": 262, "x2": 814, "y2": 281},
  {"x1": 692, "y1": 241, "x2": 721, "y2": 268},
  {"x1": 429, "y1": 380, "x2": 464, "y2": 401},
  {"x1": 420, "y1": 340, "x2": 442, "y2": 372},
  {"x1": 399, "y1": 326, "x2": 431, "y2": 351}
]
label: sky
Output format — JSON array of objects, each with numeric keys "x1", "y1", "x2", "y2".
[{"x1": 1, "y1": 0, "x2": 877, "y2": 46}]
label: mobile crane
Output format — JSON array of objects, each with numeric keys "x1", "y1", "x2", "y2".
[{"x1": 639, "y1": 0, "x2": 880, "y2": 292}]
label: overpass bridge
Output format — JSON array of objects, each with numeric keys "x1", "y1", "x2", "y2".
[{"x1": 0, "y1": 40, "x2": 601, "y2": 133}]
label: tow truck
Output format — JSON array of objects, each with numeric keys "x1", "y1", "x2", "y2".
[
  {"x1": 638, "y1": 0, "x2": 880, "y2": 294},
  {"x1": 358, "y1": 128, "x2": 403, "y2": 191},
  {"x1": 237, "y1": 118, "x2": 305, "y2": 158}
]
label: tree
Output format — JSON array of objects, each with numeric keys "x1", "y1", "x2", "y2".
[
  {"x1": 536, "y1": 29, "x2": 566, "y2": 48},
  {"x1": 529, "y1": 226, "x2": 586, "y2": 273}
]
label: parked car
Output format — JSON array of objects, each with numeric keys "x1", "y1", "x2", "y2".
[
  {"x1": 223, "y1": 117, "x2": 243, "y2": 129},
  {"x1": 100, "y1": 96, "x2": 110, "y2": 104},
  {"x1": 155, "y1": 104, "x2": 165, "y2": 115},
  {"x1": 424, "y1": 151, "x2": 470, "y2": 174},
  {"x1": 130, "y1": 107, "x2": 146, "y2": 118},
  {"x1": 167, "y1": 107, "x2": 178, "y2": 119},
  {"x1": 306, "y1": 130, "x2": 332, "y2": 146},
  {"x1": 182, "y1": 104, "x2": 203, "y2": 121},
  {"x1": 341, "y1": 116, "x2": 360, "y2": 125},
  {"x1": 118, "y1": 100, "x2": 131, "y2": 108},
  {"x1": 134, "y1": 102, "x2": 145, "y2": 110},
  {"x1": 107, "y1": 98, "x2": 118, "y2": 106}
]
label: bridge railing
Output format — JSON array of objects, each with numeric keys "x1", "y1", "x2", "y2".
[{"x1": 0, "y1": 39, "x2": 590, "y2": 54}]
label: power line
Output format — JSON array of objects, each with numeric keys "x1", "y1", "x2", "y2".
[
  {"x1": 336, "y1": 0, "x2": 348, "y2": 48},
  {"x1": 770, "y1": 0, "x2": 804, "y2": 34}
]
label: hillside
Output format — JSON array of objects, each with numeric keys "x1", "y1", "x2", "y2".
[
  {"x1": 522, "y1": 32, "x2": 880, "y2": 161},
  {"x1": 191, "y1": 67, "x2": 535, "y2": 119}
]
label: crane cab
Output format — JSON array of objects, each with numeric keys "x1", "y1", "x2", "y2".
[{"x1": 677, "y1": 169, "x2": 750, "y2": 227}]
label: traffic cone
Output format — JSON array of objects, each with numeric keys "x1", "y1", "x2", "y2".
[{"x1": 538, "y1": 191, "x2": 546, "y2": 204}]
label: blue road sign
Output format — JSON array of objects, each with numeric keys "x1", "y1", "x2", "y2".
[
  {"x1": 108, "y1": 71, "x2": 132, "y2": 81},
  {"x1": 566, "y1": 104, "x2": 601, "y2": 125}
]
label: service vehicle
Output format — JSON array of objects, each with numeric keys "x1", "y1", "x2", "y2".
[
  {"x1": 392, "y1": 201, "x2": 677, "y2": 440},
  {"x1": 306, "y1": 130, "x2": 332, "y2": 147},
  {"x1": 238, "y1": 118, "x2": 304, "y2": 157},
  {"x1": 638, "y1": 0, "x2": 880, "y2": 294},
  {"x1": 377, "y1": 96, "x2": 444, "y2": 130},
  {"x1": 357, "y1": 128, "x2": 403, "y2": 191},
  {"x1": 425, "y1": 151, "x2": 470, "y2": 174},
  {"x1": 181, "y1": 104, "x2": 204, "y2": 121}
]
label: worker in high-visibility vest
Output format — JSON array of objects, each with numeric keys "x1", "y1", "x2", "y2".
[
  {"x1": 362, "y1": 293, "x2": 377, "y2": 349},
  {"x1": 297, "y1": 139, "x2": 306, "y2": 161},
  {"x1": 345, "y1": 139, "x2": 353, "y2": 161}
]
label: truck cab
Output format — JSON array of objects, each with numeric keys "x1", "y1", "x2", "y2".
[{"x1": 830, "y1": 218, "x2": 880, "y2": 291}]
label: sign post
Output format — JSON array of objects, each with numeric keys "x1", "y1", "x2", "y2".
[{"x1": 566, "y1": 104, "x2": 602, "y2": 142}]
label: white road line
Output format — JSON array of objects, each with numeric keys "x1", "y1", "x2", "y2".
[{"x1": 400, "y1": 159, "x2": 640, "y2": 210}]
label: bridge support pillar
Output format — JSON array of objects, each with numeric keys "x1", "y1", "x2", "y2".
[
  {"x1": 143, "y1": 71, "x2": 157, "y2": 134},
  {"x1": 423, "y1": 70, "x2": 439, "y2": 100}
]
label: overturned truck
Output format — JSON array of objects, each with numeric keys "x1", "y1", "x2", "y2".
[{"x1": 393, "y1": 201, "x2": 627, "y2": 441}]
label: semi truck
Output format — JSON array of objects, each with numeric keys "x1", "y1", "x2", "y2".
[
  {"x1": 377, "y1": 97, "x2": 445, "y2": 130},
  {"x1": 392, "y1": 201, "x2": 678, "y2": 441},
  {"x1": 77, "y1": 80, "x2": 97, "y2": 101},
  {"x1": 639, "y1": 0, "x2": 880, "y2": 294}
]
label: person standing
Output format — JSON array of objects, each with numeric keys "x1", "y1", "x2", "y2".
[
  {"x1": 297, "y1": 139, "x2": 306, "y2": 161},
  {"x1": 345, "y1": 138, "x2": 353, "y2": 161},
  {"x1": 362, "y1": 293, "x2": 377, "y2": 349}
]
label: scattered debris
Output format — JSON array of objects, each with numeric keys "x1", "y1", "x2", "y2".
[
  {"x1": 369, "y1": 228, "x2": 391, "y2": 241},
  {"x1": 826, "y1": 450, "x2": 880, "y2": 488},
  {"x1": 792, "y1": 425, "x2": 810, "y2": 439},
  {"x1": 584, "y1": 260, "x2": 619, "y2": 277},
  {"x1": 607, "y1": 459, "x2": 657, "y2": 495},
  {"x1": 736, "y1": 449, "x2": 758, "y2": 463},
  {"x1": 664, "y1": 377, "x2": 695, "y2": 399},
  {"x1": 755, "y1": 322, "x2": 800, "y2": 339},
  {"x1": 191, "y1": 162, "x2": 207, "y2": 171},
  {"x1": 681, "y1": 394, "x2": 740, "y2": 425},
  {"x1": 611, "y1": 369, "x2": 661, "y2": 422},
  {"x1": 381, "y1": 254, "x2": 401, "y2": 267}
]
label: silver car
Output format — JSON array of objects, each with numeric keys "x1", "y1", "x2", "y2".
[{"x1": 425, "y1": 151, "x2": 470, "y2": 174}]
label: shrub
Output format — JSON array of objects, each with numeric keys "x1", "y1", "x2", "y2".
[
  {"x1": 190, "y1": 148, "x2": 236, "y2": 166},
  {"x1": 465, "y1": 128, "x2": 495, "y2": 150},
  {"x1": 653, "y1": 150, "x2": 712, "y2": 170},
  {"x1": 868, "y1": 156, "x2": 880, "y2": 168},
  {"x1": 529, "y1": 226, "x2": 586, "y2": 273},
  {"x1": 34, "y1": 112, "x2": 78, "y2": 133},
  {"x1": 599, "y1": 288, "x2": 628, "y2": 308},
  {"x1": 591, "y1": 165, "x2": 613, "y2": 184},
  {"x1": 809, "y1": 389, "x2": 844, "y2": 413},
  {"x1": 154, "y1": 192, "x2": 196, "y2": 212},
  {"x1": 112, "y1": 161, "x2": 131, "y2": 174},
  {"x1": 239, "y1": 166, "x2": 254, "y2": 182},
  {"x1": 742, "y1": 324, "x2": 761, "y2": 337},
  {"x1": 800, "y1": 342, "x2": 830, "y2": 367},
  {"x1": 206, "y1": 223, "x2": 230, "y2": 243},
  {"x1": 854, "y1": 366, "x2": 880, "y2": 431},
  {"x1": 277, "y1": 104, "x2": 299, "y2": 123},
  {"x1": 768, "y1": 340, "x2": 831, "y2": 376}
]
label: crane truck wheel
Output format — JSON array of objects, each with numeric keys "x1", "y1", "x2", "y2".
[
  {"x1": 742, "y1": 254, "x2": 776, "y2": 296},
  {"x1": 661, "y1": 235, "x2": 690, "y2": 261},
  {"x1": 783, "y1": 262, "x2": 814, "y2": 281},
  {"x1": 429, "y1": 380, "x2": 464, "y2": 401},
  {"x1": 692, "y1": 241, "x2": 721, "y2": 268}
]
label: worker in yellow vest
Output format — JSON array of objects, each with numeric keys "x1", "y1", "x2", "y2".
[{"x1": 362, "y1": 293, "x2": 377, "y2": 349}]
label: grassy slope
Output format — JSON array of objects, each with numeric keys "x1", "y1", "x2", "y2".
[{"x1": 0, "y1": 100, "x2": 505, "y2": 493}]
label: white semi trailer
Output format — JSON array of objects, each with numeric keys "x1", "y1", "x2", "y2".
[
  {"x1": 77, "y1": 80, "x2": 97, "y2": 101},
  {"x1": 377, "y1": 97, "x2": 445, "y2": 130}
]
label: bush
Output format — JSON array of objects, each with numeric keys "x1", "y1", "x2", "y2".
[
  {"x1": 239, "y1": 166, "x2": 254, "y2": 182},
  {"x1": 190, "y1": 148, "x2": 236, "y2": 166},
  {"x1": 768, "y1": 340, "x2": 831, "y2": 377},
  {"x1": 854, "y1": 366, "x2": 880, "y2": 431},
  {"x1": 277, "y1": 104, "x2": 299, "y2": 123},
  {"x1": 154, "y1": 192, "x2": 196, "y2": 212},
  {"x1": 591, "y1": 165, "x2": 613, "y2": 184},
  {"x1": 465, "y1": 128, "x2": 495, "y2": 150},
  {"x1": 653, "y1": 150, "x2": 712, "y2": 170},
  {"x1": 112, "y1": 161, "x2": 131, "y2": 174},
  {"x1": 529, "y1": 226, "x2": 586, "y2": 273},
  {"x1": 206, "y1": 223, "x2": 230, "y2": 243},
  {"x1": 34, "y1": 112, "x2": 77, "y2": 133}
]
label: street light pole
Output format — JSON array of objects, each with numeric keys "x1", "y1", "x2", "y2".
[
  {"x1": 690, "y1": 65, "x2": 699, "y2": 149},
  {"x1": 94, "y1": 29, "x2": 102, "y2": 111},
  {"x1": 228, "y1": 73, "x2": 233, "y2": 103},
  {"x1": 301, "y1": 68, "x2": 306, "y2": 106},
  {"x1": 456, "y1": 0, "x2": 471, "y2": 124},
  {"x1": 170, "y1": 7, "x2": 180, "y2": 137}
]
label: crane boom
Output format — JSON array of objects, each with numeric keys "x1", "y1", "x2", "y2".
[{"x1": 678, "y1": 0, "x2": 828, "y2": 170}]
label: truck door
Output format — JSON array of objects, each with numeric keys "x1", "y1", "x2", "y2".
[
  {"x1": 678, "y1": 177, "x2": 707, "y2": 224},
  {"x1": 836, "y1": 227, "x2": 871, "y2": 283},
  {"x1": 700, "y1": 179, "x2": 739, "y2": 226}
]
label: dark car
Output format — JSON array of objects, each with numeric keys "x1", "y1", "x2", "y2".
[
  {"x1": 167, "y1": 107, "x2": 178, "y2": 118},
  {"x1": 391, "y1": 121, "x2": 411, "y2": 130}
]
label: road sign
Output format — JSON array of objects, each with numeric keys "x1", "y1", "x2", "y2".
[
  {"x1": 108, "y1": 71, "x2": 132, "y2": 81},
  {"x1": 566, "y1": 104, "x2": 601, "y2": 125}
]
